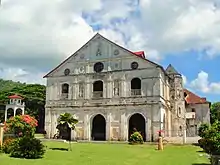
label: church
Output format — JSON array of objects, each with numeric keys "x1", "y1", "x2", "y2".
[{"x1": 43, "y1": 33, "x2": 210, "y2": 142}]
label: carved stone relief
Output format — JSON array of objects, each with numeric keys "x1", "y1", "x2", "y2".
[{"x1": 96, "y1": 43, "x2": 102, "y2": 56}]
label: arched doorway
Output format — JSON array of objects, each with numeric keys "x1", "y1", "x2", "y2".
[
  {"x1": 93, "y1": 81, "x2": 103, "y2": 98},
  {"x1": 16, "y1": 108, "x2": 23, "y2": 116},
  {"x1": 7, "y1": 108, "x2": 14, "y2": 120},
  {"x1": 91, "y1": 114, "x2": 106, "y2": 141},
  {"x1": 128, "y1": 113, "x2": 146, "y2": 141}
]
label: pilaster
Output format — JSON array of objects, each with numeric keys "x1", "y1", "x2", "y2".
[
  {"x1": 84, "y1": 114, "x2": 89, "y2": 140},
  {"x1": 120, "y1": 113, "x2": 126, "y2": 140},
  {"x1": 106, "y1": 112, "x2": 112, "y2": 140}
]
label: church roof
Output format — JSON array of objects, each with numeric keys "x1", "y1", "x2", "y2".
[
  {"x1": 133, "y1": 51, "x2": 145, "y2": 58},
  {"x1": 184, "y1": 89, "x2": 209, "y2": 104},
  {"x1": 8, "y1": 94, "x2": 23, "y2": 99},
  {"x1": 43, "y1": 33, "x2": 167, "y2": 78},
  {"x1": 166, "y1": 64, "x2": 180, "y2": 75}
]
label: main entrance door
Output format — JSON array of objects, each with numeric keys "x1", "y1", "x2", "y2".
[
  {"x1": 128, "y1": 113, "x2": 146, "y2": 141},
  {"x1": 91, "y1": 114, "x2": 106, "y2": 141}
]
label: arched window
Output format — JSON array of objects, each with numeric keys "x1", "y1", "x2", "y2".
[
  {"x1": 131, "y1": 78, "x2": 141, "y2": 96},
  {"x1": 93, "y1": 81, "x2": 103, "y2": 98},
  {"x1": 61, "y1": 83, "x2": 69, "y2": 99}
]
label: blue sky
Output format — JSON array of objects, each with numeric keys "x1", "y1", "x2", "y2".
[{"x1": 0, "y1": 0, "x2": 220, "y2": 102}]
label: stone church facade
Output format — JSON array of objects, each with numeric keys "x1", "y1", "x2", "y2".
[{"x1": 44, "y1": 33, "x2": 210, "y2": 142}]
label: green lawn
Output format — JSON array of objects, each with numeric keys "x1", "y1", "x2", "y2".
[{"x1": 0, "y1": 141, "x2": 210, "y2": 165}]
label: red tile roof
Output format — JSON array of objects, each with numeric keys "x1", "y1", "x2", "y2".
[
  {"x1": 8, "y1": 95, "x2": 23, "y2": 99},
  {"x1": 133, "y1": 51, "x2": 145, "y2": 58},
  {"x1": 184, "y1": 89, "x2": 209, "y2": 104}
]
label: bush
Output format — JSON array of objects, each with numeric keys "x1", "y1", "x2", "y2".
[
  {"x1": 129, "y1": 131, "x2": 144, "y2": 144},
  {"x1": 4, "y1": 115, "x2": 38, "y2": 138},
  {"x1": 2, "y1": 138, "x2": 15, "y2": 154},
  {"x1": 198, "y1": 123, "x2": 210, "y2": 138},
  {"x1": 198, "y1": 121, "x2": 220, "y2": 155},
  {"x1": 10, "y1": 136, "x2": 45, "y2": 159}
]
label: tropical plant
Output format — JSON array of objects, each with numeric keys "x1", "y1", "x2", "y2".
[
  {"x1": 57, "y1": 113, "x2": 78, "y2": 130},
  {"x1": 57, "y1": 113, "x2": 78, "y2": 150}
]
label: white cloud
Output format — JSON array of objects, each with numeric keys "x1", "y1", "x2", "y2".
[
  {"x1": 182, "y1": 75, "x2": 187, "y2": 86},
  {"x1": 0, "y1": 66, "x2": 46, "y2": 85},
  {"x1": 1, "y1": 0, "x2": 220, "y2": 84},
  {"x1": 190, "y1": 71, "x2": 220, "y2": 94}
]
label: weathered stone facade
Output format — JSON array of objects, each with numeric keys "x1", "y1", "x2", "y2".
[{"x1": 44, "y1": 33, "x2": 210, "y2": 142}]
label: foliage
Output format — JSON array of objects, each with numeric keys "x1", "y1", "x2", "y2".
[
  {"x1": 198, "y1": 121, "x2": 220, "y2": 155},
  {"x1": 57, "y1": 113, "x2": 78, "y2": 130},
  {"x1": 10, "y1": 136, "x2": 45, "y2": 159},
  {"x1": 210, "y1": 102, "x2": 220, "y2": 124},
  {"x1": 128, "y1": 131, "x2": 144, "y2": 144},
  {"x1": 2, "y1": 138, "x2": 15, "y2": 154},
  {"x1": 198, "y1": 123, "x2": 210, "y2": 138},
  {"x1": 0, "y1": 79, "x2": 46, "y2": 126},
  {"x1": 4, "y1": 115, "x2": 38, "y2": 138}
]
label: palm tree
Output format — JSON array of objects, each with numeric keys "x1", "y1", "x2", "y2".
[{"x1": 57, "y1": 113, "x2": 78, "y2": 151}]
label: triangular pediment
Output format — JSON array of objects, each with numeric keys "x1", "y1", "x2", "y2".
[{"x1": 44, "y1": 33, "x2": 162, "y2": 78}]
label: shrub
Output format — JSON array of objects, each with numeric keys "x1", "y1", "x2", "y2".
[
  {"x1": 198, "y1": 121, "x2": 220, "y2": 155},
  {"x1": 198, "y1": 123, "x2": 210, "y2": 138},
  {"x1": 10, "y1": 136, "x2": 45, "y2": 159},
  {"x1": 4, "y1": 115, "x2": 38, "y2": 138},
  {"x1": 129, "y1": 131, "x2": 144, "y2": 144},
  {"x1": 2, "y1": 138, "x2": 15, "y2": 154}
]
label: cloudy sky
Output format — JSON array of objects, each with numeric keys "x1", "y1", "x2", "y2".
[{"x1": 0, "y1": 0, "x2": 220, "y2": 102}]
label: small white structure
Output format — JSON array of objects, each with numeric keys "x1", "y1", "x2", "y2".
[{"x1": 4, "y1": 95, "x2": 25, "y2": 121}]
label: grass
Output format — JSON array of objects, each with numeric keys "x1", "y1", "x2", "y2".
[{"x1": 0, "y1": 141, "x2": 210, "y2": 165}]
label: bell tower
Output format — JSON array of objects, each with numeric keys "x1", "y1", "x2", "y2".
[
  {"x1": 166, "y1": 64, "x2": 186, "y2": 137},
  {"x1": 4, "y1": 95, "x2": 25, "y2": 121}
]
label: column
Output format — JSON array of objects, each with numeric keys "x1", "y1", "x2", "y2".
[
  {"x1": 68, "y1": 84, "x2": 73, "y2": 100},
  {"x1": 84, "y1": 114, "x2": 89, "y2": 140},
  {"x1": 85, "y1": 77, "x2": 91, "y2": 99},
  {"x1": 107, "y1": 76, "x2": 113, "y2": 98},
  {"x1": 106, "y1": 113, "x2": 112, "y2": 140},
  {"x1": 72, "y1": 83, "x2": 77, "y2": 99},
  {"x1": 4, "y1": 109, "x2": 7, "y2": 122},
  {"x1": 120, "y1": 75, "x2": 126, "y2": 97},
  {"x1": 51, "y1": 111, "x2": 57, "y2": 138},
  {"x1": 45, "y1": 109, "x2": 51, "y2": 138},
  {"x1": 13, "y1": 107, "x2": 16, "y2": 117},
  {"x1": 0, "y1": 123, "x2": 4, "y2": 147},
  {"x1": 167, "y1": 109, "x2": 171, "y2": 137},
  {"x1": 120, "y1": 113, "x2": 126, "y2": 140}
]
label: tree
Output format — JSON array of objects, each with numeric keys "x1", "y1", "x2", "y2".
[
  {"x1": 210, "y1": 102, "x2": 220, "y2": 124},
  {"x1": 0, "y1": 79, "x2": 46, "y2": 132},
  {"x1": 57, "y1": 113, "x2": 78, "y2": 151}
]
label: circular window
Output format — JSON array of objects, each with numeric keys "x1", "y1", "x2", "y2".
[
  {"x1": 64, "y1": 68, "x2": 70, "y2": 75},
  {"x1": 114, "y1": 49, "x2": 119, "y2": 55},
  {"x1": 131, "y1": 62, "x2": 139, "y2": 69},
  {"x1": 94, "y1": 62, "x2": 104, "y2": 72}
]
